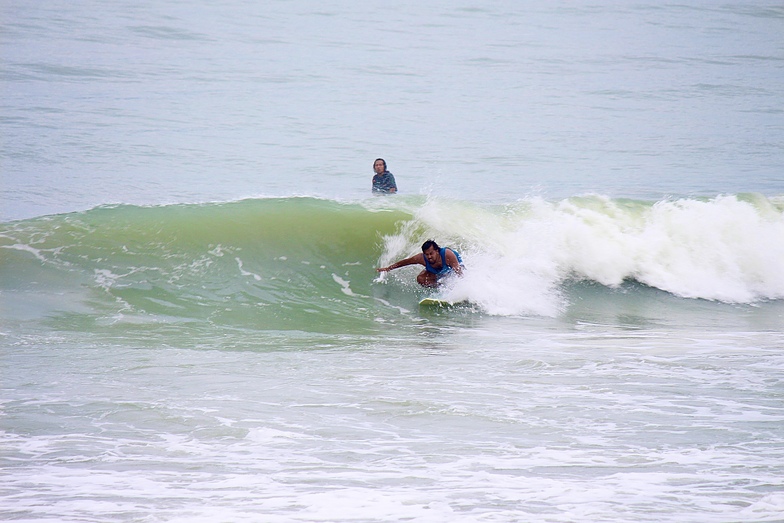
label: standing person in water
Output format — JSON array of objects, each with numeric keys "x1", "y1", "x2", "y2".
[
  {"x1": 372, "y1": 158, "x2": 397, "y2": 194},
  {"x1": 377, "y1": 240, "x2": 464, "y2": 287}
]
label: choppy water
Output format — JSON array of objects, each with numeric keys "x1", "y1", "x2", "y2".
[{"x1": 2, "y1": 1, "x2": 783, "y2": 522}]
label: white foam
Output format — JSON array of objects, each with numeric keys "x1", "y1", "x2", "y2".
[
  {"x1": 1, "y1": 243, "x2": 48, "y2": 262},
  {"x1": 381, "y1": 195, "x2": 784, "y2": 307},
  {"x1": 332, "y1": 273, "x2": 370, "y2": 299},
  {"x1": 235, "y1": 257, "x2": 261, "y2": 281},
  {"x1": 633, "y1": 196, "x2": 784, "y2": 301}
]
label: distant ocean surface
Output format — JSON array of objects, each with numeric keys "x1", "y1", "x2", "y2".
[{"x1": 2, "y1": 2, "x2": 783, "y2": 522}]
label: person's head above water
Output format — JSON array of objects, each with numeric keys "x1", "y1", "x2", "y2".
[
  {"x1": 373, "y1": 158, "x2": 387, "y2": 174},
  {"x1": 421, "y1": 240, "x2": 441, "y2": 266},
  {"x1": 421, "y1": 240, "x2": 440, "y2": 252}
]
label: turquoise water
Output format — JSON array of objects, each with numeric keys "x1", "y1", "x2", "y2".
[{"x1": 2, "y1": 2, "x2": 784, "y2": 522}]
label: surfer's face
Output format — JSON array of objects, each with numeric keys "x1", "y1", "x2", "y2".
[
  {"x1": 423, "y1": 246, "x2": 440, "y2": 267},
  {"x1": 373, "y1": 160, "x2": 385, "y2": 174}
]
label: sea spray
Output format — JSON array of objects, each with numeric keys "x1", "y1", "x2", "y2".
[
  {"x1": 378, "y1": 194, "x2": 784, "y2": 312},
  {"x1": 634, "y1": 195, "x2": 784, "y2": 301}
]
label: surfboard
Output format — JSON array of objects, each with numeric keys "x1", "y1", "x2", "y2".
[{"x1": 419, "y1": 297, "x2": 469, "y2": 307}]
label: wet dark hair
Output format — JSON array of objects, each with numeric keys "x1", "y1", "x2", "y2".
[
  {"x1": 421, "y1": 240, "x2": 440, "y2": 252},
  {"x1": 374, "y1": 158, "x2": 387, "y2": 170}
]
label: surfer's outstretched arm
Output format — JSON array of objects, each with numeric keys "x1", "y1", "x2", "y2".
[{"x1": 376, "y1": 253, "x2": 425, "y2": 273}]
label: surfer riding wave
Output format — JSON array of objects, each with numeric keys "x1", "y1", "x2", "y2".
[{"x1": 377, "y1": 240, "x2": 464, "y2": 288}]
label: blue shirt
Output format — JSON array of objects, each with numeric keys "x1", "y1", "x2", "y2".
[{"x1": 424, "y1": 247, "x2": 463, "y2": 277}]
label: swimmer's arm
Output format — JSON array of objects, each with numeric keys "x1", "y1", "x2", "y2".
[{"x1": 376, "y1": 253, "x2": 424, "y2": 272}]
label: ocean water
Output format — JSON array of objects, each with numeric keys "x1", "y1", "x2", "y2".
[{"x1": 2, "y1": 1, "x2": 784, "y2": 522}]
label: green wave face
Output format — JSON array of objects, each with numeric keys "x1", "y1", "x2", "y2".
[
  {"x1": 0, "y1": 198, "x2": 411, "y2": 334},
  {"x1": 2, "y1": 194, "x2": 783, "y2": 340}
]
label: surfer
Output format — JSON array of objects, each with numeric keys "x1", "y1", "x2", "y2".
[
  {"x1": 377, "y1": 240, "x2": 464, "y2": 288},
  {"x1": 372, "y1": 158, "x2": 397, "y2": 194}
]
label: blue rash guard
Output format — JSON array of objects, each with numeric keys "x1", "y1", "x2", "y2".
[{"x1": 424, "y1": 247, "x2": 464, "y2": 278}]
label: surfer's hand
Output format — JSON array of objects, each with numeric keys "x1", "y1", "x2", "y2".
[{"x1": 376, "y1": 267, "x2": 389, "y2": 272}]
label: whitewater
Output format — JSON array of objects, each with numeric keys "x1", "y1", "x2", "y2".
[{"x1": 2, "y1": 1, "x2": 784, "y2": 522}]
